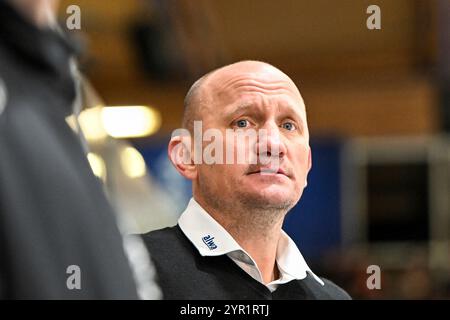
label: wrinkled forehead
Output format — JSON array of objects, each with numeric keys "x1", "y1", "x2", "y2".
[{"x1": 203, "y1": 64, "x2": 306, "y2": 116}]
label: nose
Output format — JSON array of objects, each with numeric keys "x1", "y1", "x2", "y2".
[{"x1": 255, "y1": 124, "x2": 287, "y2": 161}]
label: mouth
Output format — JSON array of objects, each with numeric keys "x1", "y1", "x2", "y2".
[{"x1": 247, "y1": 167, "x2": 290, "y2": 177}]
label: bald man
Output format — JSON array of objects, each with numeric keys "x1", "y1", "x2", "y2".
[{"x1": 141, "y1": 61, "x2": 350, "y2": 299}]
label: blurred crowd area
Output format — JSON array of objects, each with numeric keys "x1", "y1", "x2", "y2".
[
  {"x1": 52, "y1": 0, "x2": 450, "y2": 299},
  {"x1": 318, "y1": 245, "x2": 450, "y2": 299}
]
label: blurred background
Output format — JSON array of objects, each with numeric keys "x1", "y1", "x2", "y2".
[{"x1": 58, "y1": 0, "x2": 449, "y2": 299}]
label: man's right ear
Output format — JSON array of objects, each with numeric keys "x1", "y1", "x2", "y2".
[{"x1": 168, "y1": 135, "x2": 197, "y2": 180}]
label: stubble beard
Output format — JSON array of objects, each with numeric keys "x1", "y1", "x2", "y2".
[{"x1": 198, "y1": 179, "x2": 297, "y2": 238}]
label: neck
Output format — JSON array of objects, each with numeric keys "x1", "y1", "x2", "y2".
[
  {"x1": 230, "y1": 217, "x2": 283, "y2": 284},
  {"x1": 194, "y1": 195, "x2": 286, "y2": 284}
]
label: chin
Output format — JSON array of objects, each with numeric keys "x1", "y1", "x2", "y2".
[{"x1": 238, "y1": 189, "x2": 298, "y2": 210}]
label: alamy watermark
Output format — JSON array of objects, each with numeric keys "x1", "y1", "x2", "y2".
[
  {"x1": 366, "y1": 265, "x2": 381, "y2": 290},
  {"x1": 171, "y1": 121, "x2": 288, "y2": 174},
  {"x1": 366, "y1": 5, "x2": 381, "y2": 30},
  {"x1": 66, "y1": 5, "x2": 81, "y2": 30},
  {"x1": 66, "y1": 265, "x2": 81, "y2": 290}
]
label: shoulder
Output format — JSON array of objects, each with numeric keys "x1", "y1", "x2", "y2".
[
  {"x1": 320, "y1": 277, "x2": 352, "y2": 300},
  {"x1": 140, "y1": 225, "x2": 181, "y2": 245},
  {"x1": 140, "y1": 225, "x2": 195, "y2": 257},
  {"x1": 290, "y1": 272, "x2": 351, "y2": 300}
]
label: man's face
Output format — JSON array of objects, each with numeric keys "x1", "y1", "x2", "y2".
[{"x1": 194, "y1": 63, "x2": 311, "y2": 212}]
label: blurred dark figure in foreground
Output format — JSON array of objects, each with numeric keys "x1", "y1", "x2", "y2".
[{"x1": 0, "y1": 0, "x2": 158, "y2": 299}]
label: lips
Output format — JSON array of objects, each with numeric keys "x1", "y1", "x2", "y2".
[{"x1": 247, "y1": 167, "x2": 290, "y2": 177}]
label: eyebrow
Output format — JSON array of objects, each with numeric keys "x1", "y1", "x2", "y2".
[{"x1": 223, "y1": 104, "x2": 255, "y2": 119}]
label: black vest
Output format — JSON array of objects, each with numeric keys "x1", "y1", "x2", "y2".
[{"x1": 141, "y1": 226, "x2": 350, "y2": 300}]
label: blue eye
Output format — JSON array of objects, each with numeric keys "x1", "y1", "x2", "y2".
[
  {"x1": 281, "y1": 122, "x2": 296, "y2": 131},
  {"x1": 236, "y1": 119, "x2": 249, "y2": 128}
]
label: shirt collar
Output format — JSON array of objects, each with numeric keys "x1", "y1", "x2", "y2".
[
  {"x1": 178, "y1": 198, "x2": 324, "y2": 286},
  {"x1": 178, "y1": 198, "x2": 242, "y2": 256}
]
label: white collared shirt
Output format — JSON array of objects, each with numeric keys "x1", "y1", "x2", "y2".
[{"x1": 178, "y1": 198, "x2": 324, "y2": 292}]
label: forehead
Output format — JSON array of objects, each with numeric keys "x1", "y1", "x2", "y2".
[{"x1": 203, "y1": 66, "x2": 306, "y2": 117}]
